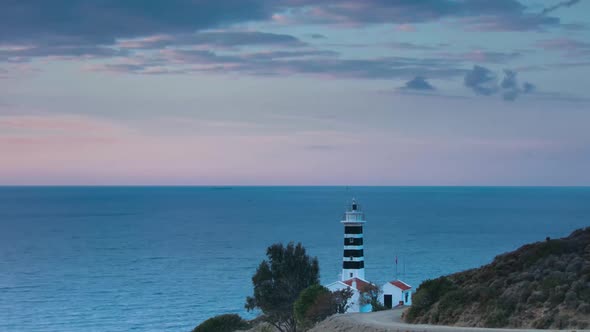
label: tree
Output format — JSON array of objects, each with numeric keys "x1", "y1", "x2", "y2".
[
  {"x1": 359, "y1": 282, "x2": 386, "y2": 311},
  {"x1": 330, "y1": 288, "x2": 354, "y2": 314},
  {"x1": 294, "y1": 285, "x2": 354, "y2": 331},
  {"x1": 246, "y1": 242, "x2": 320, "y2": 332},
  {"x1": 192, "y1": 314, "x2": 250, "y2": 332},
  {"x1": 294, "y1": 284, "x2": 330, "y2": 330}
]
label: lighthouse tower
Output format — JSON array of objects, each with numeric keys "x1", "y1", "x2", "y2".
[{"x1": 341, "y1": 199, "x2": 366, "y2": 281}]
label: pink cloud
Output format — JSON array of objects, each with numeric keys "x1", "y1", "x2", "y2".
[
  {"x1": 534, "y1": 38, "x2": 590, "y2": 55},
  {"x1": 0, "y1": 115, "x2": 129, "y2": 134},
  {"x1": 395, "y1": 24, "x2": 416, "y2": 32}
]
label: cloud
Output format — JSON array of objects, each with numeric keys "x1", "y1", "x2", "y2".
[
  {"x1": 464, "y1": 66, "x2": 536, "y2": 101},
  {"x1": 0, "y1": 0, "x2": 573, "y2": 52},
  {"x1": 90, "y1": 49, "x2": 467, "y2": 81},
  {"x1": 401, "y1": 77, "x2": 436, "y2": 91},
  {"x1": 540, "y1": 0, "x2": 581, "y2": 15},
  {"x1": 0, "y1": 0, "x2": 275, "y2": 45},
  {"x1": 0, "y1": 114, "x2": 130, "y2": 136},
  {"x1": 458, "y1": 14, "x2": 561, "y2": 32},
  {"x1": 534, "y1": 38, "x2": 590, "y2": 58},
  {"x1": 395, "y1": 24, "x2": 417, "y2": 32},
  {"x1": 501, "y1": 69, "x2": 518, "y2": 89},
  {"x1": 117, "y1": 31, "x2": 306, "y2": 50},
  {"x1": 390, "y1": 42, "x2": 438, "y2": 51},
  {"x1": 304, "y1": 144, "x2": 338, "y2": 151},
  {"x1": 284, "y1": 0, "x2": 567, "y2": 31},
  {"x1": 523, "y1": 82, "x2": 536, "y2": 93},
  {"x1": 464, "y1": 65, "x2": 499, "y2": 96},
  {"x1": 309, "y1": 34, "x2": 326, "y2": 39},
  {"x1": 500, "y1": 70, "x2": 536, "y2": 101},
  {"x1": 437, "y1": 50, "x2": 521, "y2": 64},
  {"x1": 0, "y1": 45, "x2": 128, "y2": 62}
]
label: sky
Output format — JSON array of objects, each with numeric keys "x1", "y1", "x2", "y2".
[{"x1": 1, "y1": 0, "x2": 590, "y2": 186}]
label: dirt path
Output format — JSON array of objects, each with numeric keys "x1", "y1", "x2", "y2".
[{"x1": 309, "y1": 308, "x2": 590, "y2": 332}]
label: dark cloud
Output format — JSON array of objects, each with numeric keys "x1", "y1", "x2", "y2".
[
  {"x1": 464, "y1": 65, "x2": 499, "y2": 96},
  {"x1": 523, "y1": 82, "x2": 536, "y2": 93},
  {"x1": 500, "y1": 70, "x2": 536, "y2": 101},
  {"x1": 241, "y1": 50, "x2": 339, "y2": 60},
  {"x1": 401, "y1": 77, "x2": 436, "y2": 91},
  {"x1": 283, "y1": 0, "x2": 565, "y2": 31},
  {"x1": 92, "y1": 49, "x2": 466, "y2": 81},
  {"x1": 391, "y1": 42, "x2": 437, "y2": 51},
  {"x1": 118, "y1": 31, "x2": 305, "y2": 49},
  {"x1": 437, "y1": 50, "x2": 521, "y2": 64},
  {"x1": 501, "y1": 69, "x2": 518, "y2": 89},
  {"x1": 0, "y1": 0, "x2": 573, "y2": 50},
  {"x1": 0, "y1": 45, "x2": 128, "y2": 61},
  {"x1": 464, "y1": 66, "x2": 535, "y2": 101},
  {"x1": 541, "y1": 0, "x2": 581, "y2": 15},
  {"x1": 0, "y1": 0, "x2": 274, "y2": 45}
]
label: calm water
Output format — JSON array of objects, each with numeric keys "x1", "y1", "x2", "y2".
[{"x1": 1, "y1": 186, "x2": 589, "y2": 332}]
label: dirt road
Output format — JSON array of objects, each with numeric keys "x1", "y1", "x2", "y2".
[{"x1": 309, "y1": 308, "x2": 590, "y2": 332}]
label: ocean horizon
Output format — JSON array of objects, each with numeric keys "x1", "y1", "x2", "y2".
[{"x1": 2, "y1": 186, "x2": 589, "y2": 332}]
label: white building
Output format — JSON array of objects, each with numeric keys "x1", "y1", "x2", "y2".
[{"x1": 381, "y1": 280, "x2": 412, "y2": 308}]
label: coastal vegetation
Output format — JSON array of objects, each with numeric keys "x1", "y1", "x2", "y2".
[
  {"x1": 294, "y1": 285, "x2": 353, "y2": 330},
  {"x1": 405, "y1": 227, "x2": 590, "y2": 329},
  {"x1": 191, "y1": 314, "x2": 251, "y2": 332},
  {"x1": 245, "y1": 242, "x2": 320, "y2": 332},
  {"x1": 358, "y1": 282, "x2": 387, "y2": 312}
]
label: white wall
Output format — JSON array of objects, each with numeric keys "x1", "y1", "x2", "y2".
[{"x1": 381, "y1": 282, "x2": 412, "y2": 306}]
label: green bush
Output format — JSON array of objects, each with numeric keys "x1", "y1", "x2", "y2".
[
  {"x1": 294, "y1": 284, "x2": 330, "y2": 329},
  {"x1": 522, "y1": 240, "x2": 569, "y2": 267},
  {"x1": 294, "y1": 285, "x2": 354, "y2": 330},
  {"x1": 484, "y1": 307, "x2": 510, "y2": 328},
  {"x1": 192, "y1": 314, "x2": 250, "y2": 332},
  {"x1": 405, "y1": 277, "x2": 456, "y2": 322}
]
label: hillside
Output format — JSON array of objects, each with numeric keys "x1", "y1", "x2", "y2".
[{"x1": 405, "y1": 227, "x2": 590, "y2": 329}]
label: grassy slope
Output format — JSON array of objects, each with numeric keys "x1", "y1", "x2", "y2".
[{"x1": 405, "y1": 227, "x2": 590, "y2": 329}]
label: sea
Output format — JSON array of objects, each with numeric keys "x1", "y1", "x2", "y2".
[{"x1": 1, "y1": 186, "x2": 589, "y2": 332}]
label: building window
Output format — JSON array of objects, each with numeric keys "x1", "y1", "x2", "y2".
[
  {"x1": 350, "y1": 256, "x2": 353, "y2": 261},
  {"x1": 350, "y1": 273, "x2": 353, "y2": 278},
  {"x1": 405, "y1": 292, "x2": 409, "y2": 303}
]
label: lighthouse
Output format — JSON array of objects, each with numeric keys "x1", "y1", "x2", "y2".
[
  {"x1": 326, "y1": 198, "x2": 372, "y2": 312},
  {"x1": 341, "y1": 199, "x2": 366, "y2": 281},
  {"x1": 327, "y1": 198, "x2": 411, "y2": 312}
]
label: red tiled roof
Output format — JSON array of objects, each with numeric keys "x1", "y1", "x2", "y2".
[
  {"x1": 342, "y1": 277, "x2": 373, "y2": 292},
  {"x1": 390, "y1": 280, "x2": 412, "y2": 291}
]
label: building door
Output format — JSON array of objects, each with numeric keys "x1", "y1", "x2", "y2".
[{"x1": 384, "y1": 294, "x2": 392, "y2": 308}]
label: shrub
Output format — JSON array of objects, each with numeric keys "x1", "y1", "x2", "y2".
[
  {"x1": 192, "y1": 314, "x2": 250, "y2": 332},
  {"x1": 294, "y1": 284, "x2": 330, "y2": 329},
  {"x1": 484, "y1": 308, "x2": 509, "y2": 328},
  {"x1": 294, "y1": 285, "x2": 354, "y2": 331},
  {"x1": 405, "y1": 277, "x2": 456, "y2": 322},
  {"x1": 358, "y1": 282, "x2": 384, "y2": 311}
]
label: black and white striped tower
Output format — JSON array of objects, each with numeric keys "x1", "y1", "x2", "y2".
[{"x1": 341, "y1": 198, "x2": 366, "y2": 281}]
